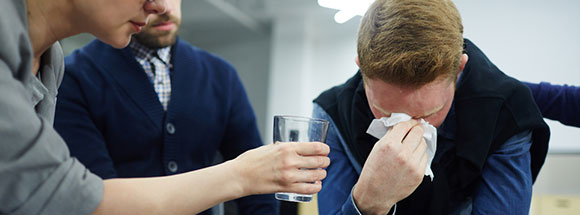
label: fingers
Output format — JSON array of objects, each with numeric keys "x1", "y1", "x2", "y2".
[
  {"x1": 294, "y1": 168, "x2": 327, "y2": 183},
  {"x1": 418, "y1": 150, "x2": 429, "y2": 173},
  {"x1": 285, "y1": 181, "x2": 323, "y2": 195},
  {"x1": 412, "y1": 138, "x2": 427, "y2": 164},
  {"x1": 295, "y1": 156, "x2": 331, "y2": 169},
  {"x1": 286, "y1": 141, "x2": 330, "y2": 156},
  {"x1": 385, "y1": 120, "x2": 419, "y2": 143},
  {"x1": 274, "y1": 142, "x2": 329, "y2": 174},
  {"x1": 408, "y1": 140, "x2": 428, "y2": 180},
  {"x1": 279, "y1": 168, "x2": 327, "y2": 186},
  {"x1": 402, "y1": 125, "x2": 425, "y2": 153}
]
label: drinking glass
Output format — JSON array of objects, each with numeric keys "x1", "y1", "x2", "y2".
[{"x1": 273, "y1": 115, "x2": 329, "y2": 202}]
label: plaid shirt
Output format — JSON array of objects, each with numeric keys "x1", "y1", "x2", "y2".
[{"x1": 130, "y1": 41, "x2": 172, "y2": 110}]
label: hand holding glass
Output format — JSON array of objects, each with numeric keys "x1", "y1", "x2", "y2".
[{"x1": 273, "y1": 115, "x2": 330, "y2": 202}]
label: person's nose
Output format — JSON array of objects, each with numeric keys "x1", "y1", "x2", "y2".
[{"x1": 144, "y1": 0, "x2": 168, "y2": 15}]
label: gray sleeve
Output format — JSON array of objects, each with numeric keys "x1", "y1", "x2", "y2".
[
  {"x1": 1, "y1": 1, "x2": 103, "y2": 214},
  {"x1": 0, "y1": 41, "x2": 103, "y2": 215}
]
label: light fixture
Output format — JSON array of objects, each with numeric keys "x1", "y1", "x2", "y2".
[{"x1": 318, "y1": 0, "x2": 374, "y2": 24}]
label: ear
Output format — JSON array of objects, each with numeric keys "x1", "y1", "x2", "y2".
[
  {"x1": 355, "y1": 55, "x2": 361, "y2": 68},
  {"x1": 459, "y1": 54, "x2": 468, "y2": 71},
  {"x1": 457, "y1": 54, "x2": 468, "y2": 80}
]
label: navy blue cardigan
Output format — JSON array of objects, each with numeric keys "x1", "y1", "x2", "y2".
[{"x1": 54, "y1": 39, "x2": 278, "y2": 214}]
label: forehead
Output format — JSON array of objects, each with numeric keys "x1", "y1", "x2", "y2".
[{"x1": 365, "y1": 78, "x2": 453, "y2": 116}]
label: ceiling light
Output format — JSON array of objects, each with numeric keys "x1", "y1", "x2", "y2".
[{"x1": 318, "y1": 0, "x2": 374, "y2": 24}]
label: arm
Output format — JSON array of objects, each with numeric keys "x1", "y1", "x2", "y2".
[
  {"x1": 330, "y1": 112, "x2": 427, "y2": 214},
  {"x1": 0, "y1": 60, "x2": 103, "y2": 214},
  {"x1": 2, "y1": 61, "x2": 329, "y2": 215},
  {"x1": 94, "y1": 141, "x2": 330, "y2": 215},
  {"x1": 472, "y1": 131, "x2": 533, "y2": 214},
  {"x1": 524, "y1": 81, "x2": 580, "y2": 127},
  {"x1": 313, "y1": 104, "x2": 424, "y2": 215},
  {"x1": 313, "y1": 104, "x2": 364, "y2": 215},
  {"x1": 54, "y1": 70, "x2": 118, "y2": 179},
  {"x1": 349, "y1": 117, "x2": 427, "y2": 215},
  {"x1": 220, "y1": 66, "x2": 278, "y2": 214}
]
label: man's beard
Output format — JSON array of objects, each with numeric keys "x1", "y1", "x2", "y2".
[
  {"x1": 133, "y1": 30, "x2": 177, "y2": 49},
  {"x1": 133, "y1": 14, "x2": 179, "y2": 49}
]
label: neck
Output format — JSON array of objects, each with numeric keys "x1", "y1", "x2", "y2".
[{"x1": 26, "y1": 0, "x2": 78, "y2": 74}]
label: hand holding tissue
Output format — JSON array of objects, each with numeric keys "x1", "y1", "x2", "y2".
[{"x1": 366, "y1": 113, "x2": 437, "y2": 181}]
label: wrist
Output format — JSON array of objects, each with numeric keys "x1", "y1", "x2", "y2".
[
  {"x1": 352, "y1": 183, "x2": 394, "y2": 215},
  {"x1": 221, "y1": 159, "x2": 248, "y2": 199}
]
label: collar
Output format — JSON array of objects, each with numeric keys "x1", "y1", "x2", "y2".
[
  {"x1": 129, "y1": 40, "x2": 172, "y2": 65},
  {"x1": 436, "y1": 71, "x2": 464, "y2": 140},
  {"x1": 437, "y1": 102, "x2": 456, "y2": 140}
]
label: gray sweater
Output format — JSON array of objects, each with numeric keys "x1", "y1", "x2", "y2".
[{"x1": 0, "y1": 0, "x2": 103, "y2": 214}]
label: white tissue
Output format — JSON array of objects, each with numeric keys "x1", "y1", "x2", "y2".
[{"x1": 366, "y1": 113, "x2": 437, "y2": 181}]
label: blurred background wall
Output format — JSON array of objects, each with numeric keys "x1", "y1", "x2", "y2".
[{"x1": 60, "y1": 0, "x2": 580, "y2": 214}]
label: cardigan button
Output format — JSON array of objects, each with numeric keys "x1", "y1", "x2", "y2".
[
  {"x1": 166, "y1": 123, "x2": 176, "y2": 135},
  {"x1": 168, "y1": 161, "x2": 178, "y2": 173}
]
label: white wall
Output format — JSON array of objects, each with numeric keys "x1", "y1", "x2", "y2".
[{"x1": 265, "y1": 1, "x2": 361, "y2": 142}]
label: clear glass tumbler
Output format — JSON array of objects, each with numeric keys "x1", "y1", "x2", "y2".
[{"x1": 273, "y1": 115, "x2": 329, "y2": 203}]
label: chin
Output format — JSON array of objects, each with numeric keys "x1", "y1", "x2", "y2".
[
  {"x1": 103, "y1": 36, "x2": 132, "y2": 49},
  {"x1": 92, "y1": 27, "x2": 134, "y2": 49}
]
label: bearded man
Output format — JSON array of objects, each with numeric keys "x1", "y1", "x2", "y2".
[{"x1": 54, "y1": 0, "x2": 278, "y2": 214}]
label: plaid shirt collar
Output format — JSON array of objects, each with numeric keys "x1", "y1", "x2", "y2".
[{"x1": 129, "y1": 40, "x2": 172, "y2": 66}]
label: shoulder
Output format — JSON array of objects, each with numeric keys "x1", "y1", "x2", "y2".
[
  {"x1": 61, "y1": 40, "x2": 123, "y2": 91},
  {"x1": 456, "y1": 40, "x2": 548, "y2": 155},
  {"x1": 173, "y1": 39, "x2": 240, "y2": 86},
  {"x1": 0, "y1": 1, "x2": 28, "y2": 43},
  {"x1": 458, "y1": 39, "x2": 530, "y2": 101},
  {"x1": 315, "y1": 71, "x2": 363, "y2": 110},
  {"x1": 174, "y1": 38, "x2": 236, "y2": 73},
  {"x1": 64, "y1": 40, "x2": 121, "y2": 77},
  {"x1": 0, "y1": 0, "x2": 33, "y2": 75},
  {"x1": 65, "y1": 40, "x2": 112, "y2": 68}
]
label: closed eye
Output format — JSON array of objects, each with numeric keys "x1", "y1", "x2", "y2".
[{"x1": 372, "y1": 102, "x2": 391, "y2": 117}]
